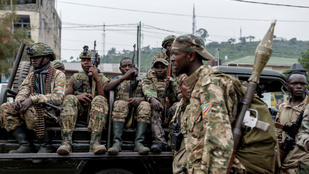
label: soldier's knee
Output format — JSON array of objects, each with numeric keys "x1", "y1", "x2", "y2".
[{"x1": 64, "y1": 95, "x2": 78, "y2": 103}]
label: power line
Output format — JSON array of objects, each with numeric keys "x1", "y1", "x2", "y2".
[
  {"x1": 230, "y1": 0, "x2": 309, "y2": 9},
  {"x1": 57, "y1": 0, "x2": 309, "y2": 23}
]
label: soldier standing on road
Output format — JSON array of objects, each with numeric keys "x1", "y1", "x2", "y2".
[
  {"x1": 170, "y1": 34, "x2": 240, "y2": 173},
  {"x1": 170, "y1": 74, "x2": 189, "y2": 174},
  {"x1": 275, "y1": 63, "x2": 309, "y2": 173},
  {"x1": 104, "y1": 57, "x2": 151, "y2": 155},
  {"x1": 142, "y1": 58, "x2": 178, "y2": 153},
  {"x1": 56, "y1": 48, "x2": 109, "y2": 155},
  {"x1": 0, "y1": 43, "x2": 66, "y2": 156}
]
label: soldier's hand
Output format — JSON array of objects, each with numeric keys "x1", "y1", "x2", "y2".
[
  {"x1": 128, "y1": 98, "x2": 142, "y2": 107},
  {"x1": 150, "y1": 97, "x2": 163, "y2": 111},
  {"x1": 14, "y1": 99, "x2": 24, "y2": 111},
  {"x1": 76, "y1": 94, "x2": 93, "y2": 103},
  {"x1": 89, "y1": 66, "x2": 99, "y2": 82},
  {"x1": 122, "y1": 68, "x2": 137, "y2": 80},
  {"x1": 19, "y1": 98, "x2": 33, "y2": 113}
]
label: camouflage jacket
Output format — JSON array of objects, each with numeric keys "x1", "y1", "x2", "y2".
[
  {"x1": 112, "y1": 75, "x2": 144, "y2": 100},
  {"x1": 142, "y1": 73, "x2": 177, "y2": 107},
  {"x1": 15, "y1": 69, "x2": 66, "y2": 106},
  {"x1": 296, "y1": 102, "x2": 309, "y2": 163},
  {"x1": 73, "y1": 71, "x2": 109, "y2": 96},
  {"x1": 183, "y1": 65, "x2": 238, "y2": 173},
  {"x1": 276, "y1": 96, "x2": 309, "y2": 168}
]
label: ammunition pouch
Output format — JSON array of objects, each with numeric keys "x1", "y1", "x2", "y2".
[{"x1": 171, "y1": 122, "x2": 183, "y2": 151}]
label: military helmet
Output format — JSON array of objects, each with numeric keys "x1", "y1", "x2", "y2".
[
  {"x1": 26, "y1": 42, "x2": 56, "y2": 61},
  {"x1": 162, "y1": 35, "x2": 176, "y2": 48},
  {"x1": 51, "y1": 60, "x2": 65, "y2": 69},
  {"x1": 79, "y1": 49, "x2": 100, "y2": 65}
]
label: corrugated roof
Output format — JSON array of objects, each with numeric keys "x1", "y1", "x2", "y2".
[
  {"x1": 226, "y1": 56, "x2": 298, "y2": 66},
  {"x1": 63, "y1": 63, "x2": 121, "y2": 74}
]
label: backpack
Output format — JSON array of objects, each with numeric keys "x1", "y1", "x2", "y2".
[{"x1": 211, "y1": 71, "x2": 277, "y2": 174}]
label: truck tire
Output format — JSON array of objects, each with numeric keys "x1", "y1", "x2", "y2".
[
  {"x1": 95, "y1": 168, "x2": 134, "y2": 174},
  {"x1": 12, "y1": 61, "x2": 31, "y2": 92}
]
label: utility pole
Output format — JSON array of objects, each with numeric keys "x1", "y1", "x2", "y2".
[
  {"x1": 216, "y1": 48, "x2": 220, "y2": 66},
  {"x1": 41, "y1": 13, "x2": 45, "y2": 43},
  {"x1": 137, "y1": 21, "x2": 141, "y2": 77},
  {"x1": 192, "y1": 4, "x2": 196, "y2": 34},
  {"x1": 102, "y1": 23, "x2": 105, "y2": 62}
]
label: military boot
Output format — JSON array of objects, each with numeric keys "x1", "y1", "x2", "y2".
[
  {"x1": 134, "y1": 122, "x2": 150, "y2": 155},
  {"x1": 9, "y1": 127, "x2": 36, "y2": 153},
  {"x1": 33, "y1": 130, "x2": 53, "y2": 163},
  {"x1": 89, "y1": 132, "x2": 106, "y2": 154},
  {"x1": 108, "y1": 121, "x2": 124, "y2": 155},
  {"x1": 57, "y1": 129, "x2": 73, "y2": 155}
]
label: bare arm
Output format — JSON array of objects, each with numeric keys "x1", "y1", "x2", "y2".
[{"x1": 65, "y1": 76, "x2": 74, "y2": 95}]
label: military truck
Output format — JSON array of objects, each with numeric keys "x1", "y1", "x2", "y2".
[{"x1": 0, "y1": 44, "x2": 288, "y2": 174}]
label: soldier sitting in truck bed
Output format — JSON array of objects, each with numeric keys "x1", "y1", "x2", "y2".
[
  {"x1": 142, "y1": 58, "x2": 178, "y2": 153},
  {"x1": 56, "y1": 48, "x2": 110, "y2": 155},
  {"x1": 0, "y1": 43, "x2": 66, "y2": 159},
  {"x1": 104, "y1": 57, "x2": 151, "y2": 155}
]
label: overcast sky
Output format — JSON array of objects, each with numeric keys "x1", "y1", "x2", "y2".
[{"x1": 55, "y1": 0, "x2": 309, "y2": 61}]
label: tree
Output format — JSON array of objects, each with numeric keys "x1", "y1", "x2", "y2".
[
  {"x1": 239, "y1": 37, "x2": 246, "y2": 44},
  {"x1": 246, "y1": 35, "x2": 255, "y2": 42},
  {"x1": 298, "y1": 49, "x2": 309, "y2": 72},
  {"x1": 227, "y1": 38, "x2": 236, "y2": 44},
  {"x1": 0, "y1": 2, "x2": 33, "y2": 77}
]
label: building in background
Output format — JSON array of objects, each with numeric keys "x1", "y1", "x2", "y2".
[{"x1": 1, "y1": 0, "x2": 62, "y2": 59}]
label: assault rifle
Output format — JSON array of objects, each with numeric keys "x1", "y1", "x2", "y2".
[
  {"x1": 85, "y1": 41, "x2": 99, "y2": 123},
  {"x1": 227, "y1": 21, "x2": 276, "y2": 173},
  {"x1": 275, "y1": 96, "x2": 308, "y2": 164},
  {"x1": 125, "y1": 44, "x2": 139, "y2": 128},
  {"x1": 163, "y1": 55, "x2": 173, "y2": 125}
]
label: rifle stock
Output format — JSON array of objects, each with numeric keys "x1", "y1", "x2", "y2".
[{"x1": 227, "y1": 21, "x2": 276, "y2": 173}]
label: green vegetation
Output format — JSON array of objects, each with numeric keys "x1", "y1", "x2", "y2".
[
  {"x1": 102, "y1": 39, "x2": 309, "y2": 72},
  {"x1": 0, "y1": 1, "x2": 33, "y2": 79}
]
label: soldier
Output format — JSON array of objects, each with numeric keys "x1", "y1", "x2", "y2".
[
  {"x1": 104, "y1": 57, "x2": 151, "y2": 155},
  {"x1": 142, "y1": 58, "x2": 178, "y2": 153},
  {"x1": 275, "y1": 63, "x2": 309, "y2": 173},
  {"x1": 51, "y1": 60, "x2": 65, "y2": 73},
  {"x1": 0, "y1": 43, "x2": 66, "y2": 156},
  {"x1": 56, "y1": 48, "x2": 109, "y2": 155},
  {"x1": 170, "y1": 34, "x2": 239, "y2": 173},
  {"x1": 170, "y1": 74, "x2": 189, "y2": 174},
  {"x1": 153, "y1": 35, "x2": 176, "y2": 62}
]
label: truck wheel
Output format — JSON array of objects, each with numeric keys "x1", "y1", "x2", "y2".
[
  {"x1": 12, "y1": 61, "x2": 31, "y2": 92},
  {"x1": 95, "y1": 168, "x2": 134, "y2": 174}
]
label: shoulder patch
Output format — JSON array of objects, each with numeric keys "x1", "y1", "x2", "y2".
[
  {"x1": 202, "y1": 103, "x2": 212, "y2": 115},
  {"x1": 57, "y1": 86, "x2": 65, "y2": 92}
]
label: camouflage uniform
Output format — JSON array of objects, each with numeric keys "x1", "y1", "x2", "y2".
[
  {"x1": 60, "y1": 72, "x2": 109, "y2": 132},
  {"x1": 171, "y1": 35, "x2": 239, "y2": 173},
  {"x1": 108, "y1": 74, "x2": 151, "y2": 155},
  {"x1": 142, "y1": 59, "x2": 178, "y2": 149},
  {"x1": 170, "y1": 74, "x2": 189, "y2": 174},
  {"x1": 0, "y1": 69, "x2": 66, "y2": 132},
  {"x1": 276, "y1": 96, "x2": 309, "y2": 173},
  {"x1": 0, "y1": 43, "x2": 65, "y2": 156},
  {"x1": 57, "y1": 49, "x2": 109, "y2": 155},
  {"x1": 112, "y1": 75, "x2": 151, "y2": 124}
]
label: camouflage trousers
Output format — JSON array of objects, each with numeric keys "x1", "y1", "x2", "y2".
[
  {"x1": 112, "y1": 100, "x2": 151, "y2": 123},
  {"x1": 151, "y1": 109, "x2": 167, "y2": 145},
  {"x1": 60, "y1": 95, "x2": 108, "y2": 133},
  {"x1": 0, "y1": 102, "x2": 58, "y2": 132}
]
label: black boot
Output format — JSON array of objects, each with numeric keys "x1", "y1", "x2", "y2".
[
  {"x1": 9, "y1": 127, "x2": 36, "y2": 153},
  {"x1": 134, "y1": 122, "x2": 150, "y2": 155},
  {"x1": 108, "y1": 121, "x2": 124, "y2": 155},
  {"x1": 33, "y1": 130, "x2": 53, "y2": 163}
]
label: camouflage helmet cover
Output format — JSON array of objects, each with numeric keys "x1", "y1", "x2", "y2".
[
  {"x1": 162, "y1": 35, "x2": 176, "y2": 48},
  {"x1": 152, "y1": 58, "x2": 168, "y2": 68},
  {"x1": 51, "y1": 60, "x2": 64, "y2": 69},
  {"x1": 26, "y1": 42, "x2": 56, "y2": 61},
  {"x1": 171, "y1": 34, "x2": 215, "y2": 61},
  {"x1": 79, "y1": 50, "x2": 100, "y2": 65}
]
